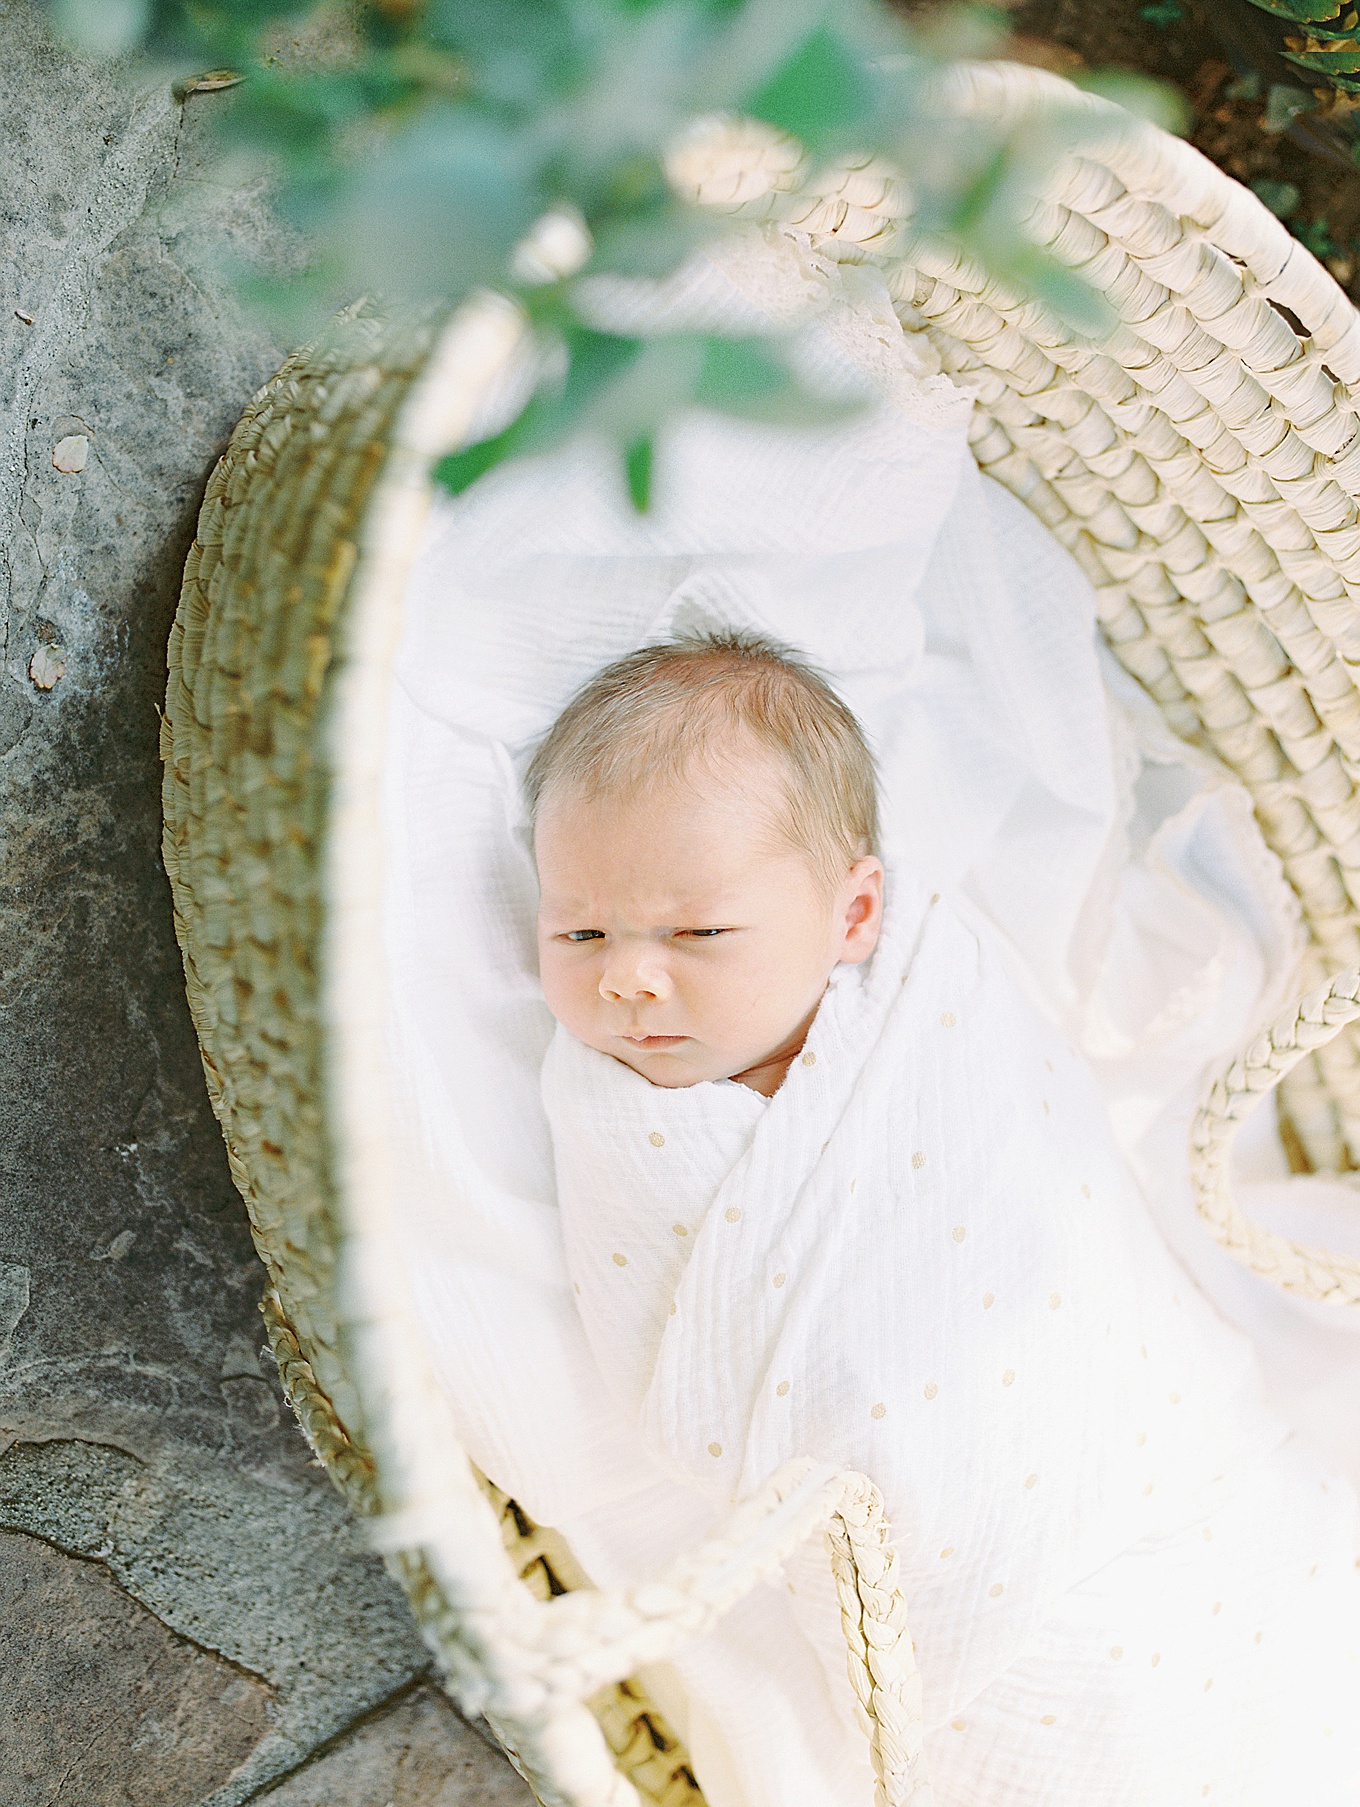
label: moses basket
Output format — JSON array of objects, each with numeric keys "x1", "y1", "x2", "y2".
[{"x1": 160, "y1": 58, "x2": 1360, "y2": 1807}]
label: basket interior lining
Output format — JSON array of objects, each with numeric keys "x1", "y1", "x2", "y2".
[{"x1": 376, "y1": 379, "x2": 1319, "y2": 1793}]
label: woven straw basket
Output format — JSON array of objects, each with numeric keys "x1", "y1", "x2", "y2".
[{"x1": 161, "y1": 59, "x2": 1360, "y2": 1807}]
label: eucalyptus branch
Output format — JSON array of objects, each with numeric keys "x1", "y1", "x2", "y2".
[{"x1": 46, "y1": 0, "x2": 1180, "y2": 507}]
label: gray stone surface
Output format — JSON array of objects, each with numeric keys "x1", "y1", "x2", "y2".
[
  {"x1": 0, "y1": 1528, "x2": 275, "y2": 1805},
  {"x1": 0, "y1": 5, "x2": 531, "y2": 1800},
  {"x1": 0, "y1": 1440, "x2": 450, "y2": 1804},
  {"x1": 255, "y1": 1686, "x2": 534, "y2": 1807}
]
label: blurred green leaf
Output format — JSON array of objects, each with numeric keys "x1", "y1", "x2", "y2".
[
  {"x1": 1296, "y1": 214, "x2": 1338, "y2": 257},
  {"x1": 56, "y1": 0, "x2": 1182, "y2": 505},
  {"x1": 435, "y1": 324, "x2": 862, "y2": 504},
  {"x1": 1014, "y1": 250, "x2": 1113, "y2": 338},
  {"x1": 562, "y1": 324, "x2": 648, "y2": 406},
  {"x1": 624, "y1": 432, "x2": 655, "y2": 510},
  {"x1": 140, "y1": 0, "x2": 312, "y2": 63},
  {"x1": 1243, "y1": 0, "x2": 1348, "y2": 20},
  {"x1": 746, "y1": 23, "x2": 872, "y2": 145},
  {"x1": 434, "y1": 323, "x2": 647, "y2": 495},
  {"x1": 946, "y1": 144, "x2": 1009, "y2": 236},
  {"x1": 1264, "y1": 81, "x2": 1316, "y2": 129},
  {"x1": 1284, "y1": 44, "x2": 1360, "y2": 75},
  {"x1": 324, "y1": 107, "x2": 543, "y2": 300},
  {"x1": 587, "y1": 193, "x2": 718, "y2": 278},
  {"x1": 224, "y1": 70, "x2": 376, "y2": 160},
  {"x1": 426, "y1": 0, "x2": 580, "y2": 106},
  {"x1": 1075, "y1": 69, "x2": 1190, "y2": 134},
  {"x1": 432, "y1": 409, "x2": 537, "y2": 496},
  {"x1": 683, "y1": 0, "x2": 844, "y2": 116},
  {"x1": 1251, "y1": 176, "x2": 1301, "y2": 216},
  {"x1": 695, "y1": 334, "x2": 788, "y2": 409},
  {"x1": 695, "y1": 334, "x2": 865, "y2": 426}
]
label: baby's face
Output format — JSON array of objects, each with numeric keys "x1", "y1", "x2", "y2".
[{"x1": 535, "y1": 766, "x2": 882, "y2": 1092}]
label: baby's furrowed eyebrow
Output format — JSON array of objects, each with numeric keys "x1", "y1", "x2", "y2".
[{"x1": 539, "y1": 895, "x2": 738, "y2": 927}]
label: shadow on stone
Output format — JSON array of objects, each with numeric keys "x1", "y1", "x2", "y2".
[{"x1": 0, "y1": 1527, "x2": 276, "y2": 1804}]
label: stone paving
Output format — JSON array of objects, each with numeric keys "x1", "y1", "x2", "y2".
[{"x1": 0, "y1": 5, "x2": 531, "y2": 1799}]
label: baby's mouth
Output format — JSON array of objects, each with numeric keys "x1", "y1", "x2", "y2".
[{"x1": 621, "y1": 1032, "x2": 687, "y2": 1049}]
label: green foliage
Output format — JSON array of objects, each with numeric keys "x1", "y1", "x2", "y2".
[
  {"x1": 1263, "y1": 81, "x2": 1317, "y2": 130},
  {"x1": 623, "y1": 433, "x2": 655, "y2": 511},
  {"x1": 1245, "y1": 0, "x2": 1360, "y2": 107},
  {"x1": 45, "y1": 0, "x2": 1181, "y2": 509},
  {"x1": 1075, "y1": 69, "x2": 1189, "y2": 134},
  {"x1": 1250, "y1": 176, "x2": 1301, "y2": 215},
  {"x1": 1224, "y1": 69, "x2": 1263, "y2": 101},
  {"x1": 748, "y1": 24, "x2": 871, "y2": 142},
  {"x1": 1242, "y1": 185, "x2": 1347, "y2": 265},
  {"x1": 1138, "y1": 2, "x2": 1184, "y2": 27},
  {"x1": 1244, "y1": 0, "x2": 1351, "y2": 22},
  {"x1": 431, "y1": 322, "x2": 857, "y2": 504},
  {"x1": 1283, "y1": 34, "x2": 1360, "y2": 72},
  {"x1": 1296, "y1": 213, "x2": 1339, "y2": 256}
]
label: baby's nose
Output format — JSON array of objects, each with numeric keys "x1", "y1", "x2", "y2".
[{"x1": 600, "y1": 949, "x2": 671, "y2": 1002}]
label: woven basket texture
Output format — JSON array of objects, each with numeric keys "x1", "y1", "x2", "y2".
[{"x1": 161, "y1": 61, "x2": 1360, "y2": 1805}]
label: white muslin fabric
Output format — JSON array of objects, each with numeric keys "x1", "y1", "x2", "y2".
[
  {"x1": 541, "y1": 882, "x2": 1267, "y2": 1669},
  {"x1": 543, "y1": 895, "x2": 1360, "y2": 1801},
  {"x1": 381, "y1": 227, "x2": 1360, "y2": 1805}
]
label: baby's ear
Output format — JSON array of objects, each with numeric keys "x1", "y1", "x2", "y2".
[{"x1": 840, "y1": 857, "x2": 884, "y2": 963}]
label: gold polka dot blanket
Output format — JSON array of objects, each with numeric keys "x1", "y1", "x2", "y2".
[{"x1": 542, "y1": 887, "x2": 1360, "y2": 1801}]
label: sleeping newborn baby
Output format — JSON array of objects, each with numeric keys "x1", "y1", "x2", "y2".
[{"x1": 532, "y1": 631, "x2": 1360, "y2": 1807}]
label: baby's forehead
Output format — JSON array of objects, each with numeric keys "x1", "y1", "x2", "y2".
[
  {"x1": 538, "y1": 773, "x2": 796, "y2": 879},
  {"x1": 539, "y1": 737, "x2": 789, "y2": 827},
  {"x1": 535, "y1": 764, "x2": 805, "y2": 899}
]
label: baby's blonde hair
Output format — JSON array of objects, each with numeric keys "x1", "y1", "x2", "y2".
[{"x1": 526, "y1": 630, "x2": 879, "y2": 884}]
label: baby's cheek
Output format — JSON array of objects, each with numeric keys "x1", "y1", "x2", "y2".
[
  {"x1": 719, "y1": 956, "x2": 786, "y2": 1021},
  {"x1": 545, "y1": 962, "x2": 617, "y2": 1056},
  {"x1": 538, "y1": 951, "x2": 583, "y2": 1028}
]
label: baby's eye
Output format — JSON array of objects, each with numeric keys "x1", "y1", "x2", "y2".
[
  {"x1": 679, "y1": 928, "x2": 727, "y2": 939},
  {"x1": 563, "y1": 929, "x2": 604, "y2": 942}
]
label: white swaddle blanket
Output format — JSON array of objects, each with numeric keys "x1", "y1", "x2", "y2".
[
  {"x1": 543, "y1": 891, "x2": 1360, "y2": 1800},
  {"x1": 383, "y1": 228, "x2": 1360, "y2": 1804},
  {"x1": 545, "y1": 886, "x2": 1276, "y2": 1704}
]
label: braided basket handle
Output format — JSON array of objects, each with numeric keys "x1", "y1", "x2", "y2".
[
  {"x1": 1191, "y1": 965, "x2": 1360, "y2": 1304},
  {"x1": 396, "y1": 1458, "x2": 933, "y2": 1807},
  {"x1": 534, "y1": 1461, "x2": 933, "y2": 1807}
]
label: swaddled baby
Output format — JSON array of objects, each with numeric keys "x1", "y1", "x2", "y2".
[{"x1": 533, "y1": 631, "x2": 1360, "y2": 1807}]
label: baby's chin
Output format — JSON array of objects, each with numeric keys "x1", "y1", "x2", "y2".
[{"x1": 602, "y1": 1038, "x2": 730, "y2": 1089}]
